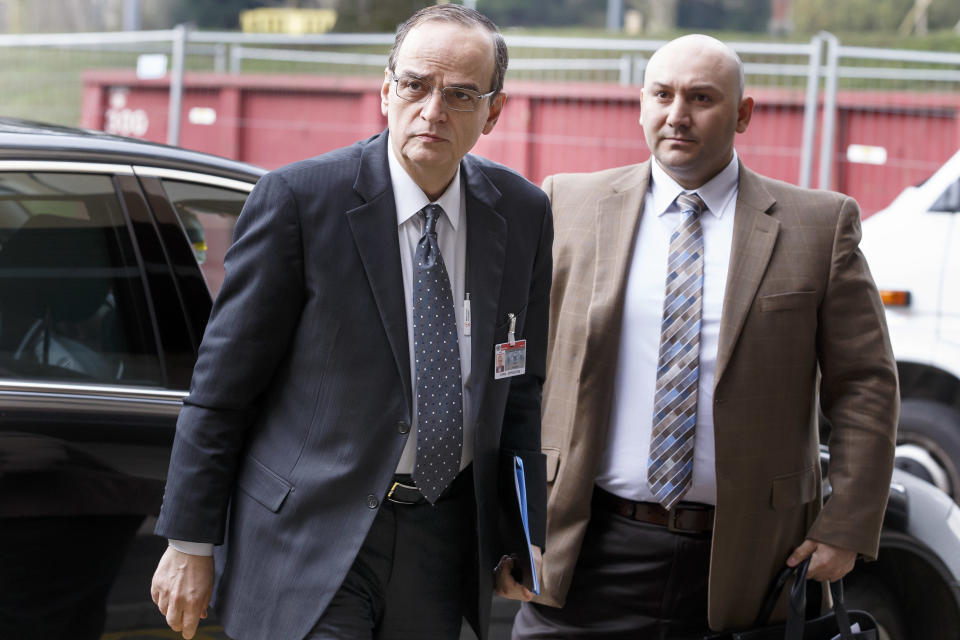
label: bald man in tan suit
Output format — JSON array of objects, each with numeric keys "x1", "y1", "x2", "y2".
[{"x1": 513, "y1": 35, "x2": 898, "y2": 639}]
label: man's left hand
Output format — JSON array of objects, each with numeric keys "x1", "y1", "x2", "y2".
[
  {"x1": 494, "y1": 544, "x2": 543, "y2": 601},
  {"x1": 787, "y1": 539, "x2": 856, "y2": 582}
]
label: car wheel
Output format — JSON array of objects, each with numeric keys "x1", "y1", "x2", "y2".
[
  {"x1": 895, "y1": 399, "x2": 960, "y2": 501},
  {"x1": 844, "y1": 578, "x2": 906, "y2": 640}
]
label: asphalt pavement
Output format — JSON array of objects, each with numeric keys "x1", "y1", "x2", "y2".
[{"x1": 100, "y1": 598, "x2": 521, "y2": 639}]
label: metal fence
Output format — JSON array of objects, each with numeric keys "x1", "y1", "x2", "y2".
[{"x1": 0, "y1": 28, "x2": 958, "y2": 212}]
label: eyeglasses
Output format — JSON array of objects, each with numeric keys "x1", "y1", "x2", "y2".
[{"x1": 389, "y1": 71, "x2": 496, "y2": 112}]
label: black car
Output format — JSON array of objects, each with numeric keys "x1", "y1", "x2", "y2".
[
  {"x1": 0, "y1": 119, "x2": 262, "y2": 639},
  {"x1": 0, "y1": 120, "x2": 957, "y2": 640}
]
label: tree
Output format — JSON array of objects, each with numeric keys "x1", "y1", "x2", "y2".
[
  {"x1": 479, "y1": 0, "x2": 607, "y2": 28},
  {"x1": 333, "y1": 0, "x2": 433, "y2": 32},
  {"x1": 677, "y1": 0, "x2": 770, "y2": 32},
  {"x1": 929, "y1": 0, "x2": 960, "y2": 31},
  {"x1": 173, "y1": 0, "x2": 277, "y2": 29},
  {"x1": 789, "y1": 0, "x2": 960, "y2": 33}
]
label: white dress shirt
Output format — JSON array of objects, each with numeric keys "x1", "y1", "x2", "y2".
[
  {"x1": 595, "y1": 153, "x2": 740, "y2": 506},
  {"x1": 169, "y1": 136, "x2": 472, "y2": 556},
  {"x1": 388, "y1": 136, "x2": 472, "y2": 475}
]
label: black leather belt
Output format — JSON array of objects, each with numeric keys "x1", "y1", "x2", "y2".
[
  {"x1": 386, "y1": 477, "x2": 427, "y2": 505},
  {"x1": 385, "y1": 468, "x2": 472, "y2": 506},
  {"x1": 594, "y1": 486, "x2": 714, "y2": 534}
]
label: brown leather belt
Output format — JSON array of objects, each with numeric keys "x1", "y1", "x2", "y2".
[{"x1": 593, "y1": 486, "x2": 714, "y2": 534}]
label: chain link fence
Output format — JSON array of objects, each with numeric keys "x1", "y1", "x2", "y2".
[{"x1": 1, "y1": 28, "x2": 958, "y2": 212}]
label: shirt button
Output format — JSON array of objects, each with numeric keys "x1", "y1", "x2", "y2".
[
  {"x1": 397, "y1": 421, "x2": 410, "y2": 434},
  {"x1": 366, "y1": 494, "x2": 379, "y2": 509}
]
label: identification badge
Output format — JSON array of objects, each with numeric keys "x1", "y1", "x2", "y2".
[{"x1": 494, "y1": 340, "x2": 527, "y2": 379}]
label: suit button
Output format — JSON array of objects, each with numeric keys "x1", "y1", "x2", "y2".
[
  {"x1": 366, "y1": 494, "x2": 379, "y2": 509},
  {"x1": 397, "y1": 421, "x2": 410, "y2": 434}
]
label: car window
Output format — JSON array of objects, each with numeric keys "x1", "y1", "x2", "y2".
[
  {"x1": 930, "y1": 177, "x2": 960, "y2": 213},
  {"x1": 160, "y1": 180, "x2": 245, "y2": 298},
  {"x1": 0, "y1": 172, "x2": 162, "y2": 385}
]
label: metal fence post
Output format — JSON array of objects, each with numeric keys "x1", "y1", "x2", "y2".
[
  {"x1": 798, "y1": 33, "x2": 823, "y2": 189},
  {"x1": 619, "y1": 54, "x2": 631, "y2": 85},
  {"x1": 167, "y1": 23, "x2": 187, "y2": 147},
  {"x1": 632, "y1": 55, "x2": 646, "y2": 85},
  {"x1": 818, "y1": 31, "x2": 840, "y2": 191},
  {"x1": 606, "y1": 0, "x2": 624, "y2": 31},
  {"x1": 230, "y1": 45, "x2": 243, "y2": 74},
  {"x1": 123, "y1": 0, "x2": 141, "y2": 31},
  {"x1": 214, "y1": 43, "x2": 227, "y2": 73}
]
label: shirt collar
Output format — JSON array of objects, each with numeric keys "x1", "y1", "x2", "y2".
[
  {"x1": 387, "y1": 133, "x2": 462, "y2": 230},
  {"x1": 649, "y1": 151, "x2": 740, "y2": 219}
]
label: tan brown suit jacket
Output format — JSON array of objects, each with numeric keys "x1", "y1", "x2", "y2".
[{"x1": 536, "y1": 159, "x2": 898, "y2": 631}]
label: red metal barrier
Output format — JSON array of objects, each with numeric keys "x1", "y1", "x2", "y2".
[{"x1": 82, "y1": 70, "x2": 960, "y2": 214}]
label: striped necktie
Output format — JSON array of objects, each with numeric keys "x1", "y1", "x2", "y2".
[{"x1": 647, "y1": 192, "x2": 705, "y2": 510}]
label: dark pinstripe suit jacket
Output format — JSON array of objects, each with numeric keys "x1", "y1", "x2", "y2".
[{"x1": 155, "y1": 131, "x2": 553, "y2": 640}]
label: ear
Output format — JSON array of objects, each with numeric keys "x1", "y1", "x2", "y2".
[
  {"x1": 380, "y1": 68, "x2": 391, "y2": 117},
  {"x1": 481, "y1": 92, "x2": 506, "y2": 135},
  {"x1": 735, "y1": 95, "x2": 754, "y2": 133},
  {"x1": 637, "y1": 88, "x2": 646, "y2": 129}
]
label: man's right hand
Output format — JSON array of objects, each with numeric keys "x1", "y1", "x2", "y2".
[{"x1": 151, "y1": 546, "x2": 214, "y2": 639}]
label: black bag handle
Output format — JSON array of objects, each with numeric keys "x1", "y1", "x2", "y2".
[
  {"x1": 753, "y1": 558, "x2": 858, "y2": 640},
  {"x1": 829, "y1": 578, "x2": 855, "y2": 638},
  {"x1": 784, "y1": 560, "x2": 810, "y2": 640},
  {"x1": 751, "y1": 560, "x2": 807, "y2": 629}
]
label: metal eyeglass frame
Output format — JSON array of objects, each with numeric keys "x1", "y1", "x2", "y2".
[{"x1": 389, "y1": 70, "x2": 497, "y2": 112}]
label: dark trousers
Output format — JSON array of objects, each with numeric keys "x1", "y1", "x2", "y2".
[
  {"x1": 307, "y1": 469, "x2": 478, "y2": 640},
  {"x1": 512, "y1": 497, "x2": 712, "y2": 640}
]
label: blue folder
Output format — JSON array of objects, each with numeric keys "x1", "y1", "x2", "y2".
[{"x1": 512, "y1": 455, "x2": 540, "y2": 595}]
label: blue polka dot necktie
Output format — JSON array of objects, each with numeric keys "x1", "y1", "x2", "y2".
[
  {"x1": 647, "y1": 192, "x2": 705, "y2": 510},
  {"x1": 412, "y1": 204, "x2": 463, "y2": 504}
]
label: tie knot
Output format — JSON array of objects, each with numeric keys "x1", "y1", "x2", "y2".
[
  {"x1": 676, "y1": 193, "x2": 705, "y2": 217},
  {"x1": 421, "y1": 204, "x2": 443, "y2": 235}
]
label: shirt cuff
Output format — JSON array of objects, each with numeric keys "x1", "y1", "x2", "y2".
[{"x1": 169, "y1": 539, "x2": 214, "y2": 556}]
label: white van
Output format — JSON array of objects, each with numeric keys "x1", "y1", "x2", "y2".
[{"x1": 860, "y1": 148, "x2": 960, "y2": 502}]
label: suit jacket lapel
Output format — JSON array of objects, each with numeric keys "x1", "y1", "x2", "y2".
[
  {"x1": 715, "y1": 164, "x2": 779, "y2": 385},
  {"x1": 346, "y1": 133, "x2": 412, "y2": 419},
  {"x1": 462, "y1": 156, "x2": 507, "y2": 429},
  {"x1": 584, "y1": 163, "x2": 649, "y2": 382}
]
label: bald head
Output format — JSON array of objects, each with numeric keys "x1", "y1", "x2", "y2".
[
  {"x1": 647, "y1": 34, "x2": 745, "y2": 103},
  {"x1": 638, "y1": 34, "x2": 754, "y2": 189}
]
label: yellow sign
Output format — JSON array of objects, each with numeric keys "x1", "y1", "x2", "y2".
[{"x1": 240, "y1": 8, "x2": 338, "y2": 35}]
